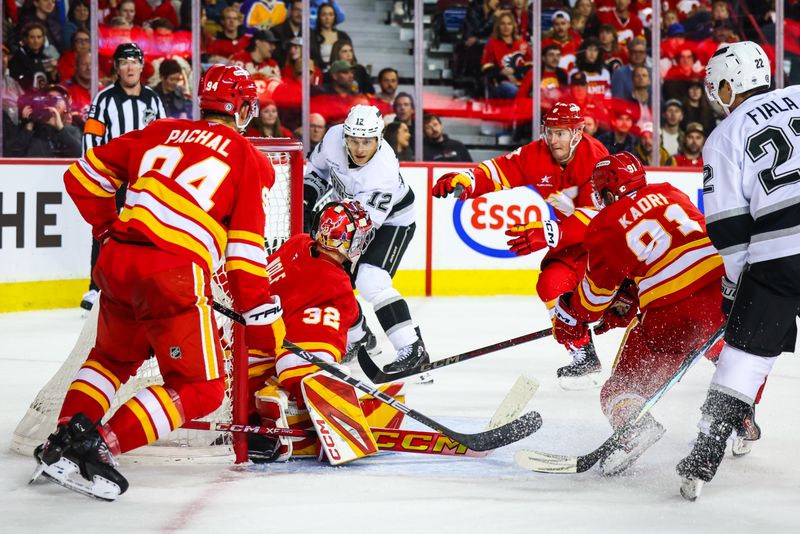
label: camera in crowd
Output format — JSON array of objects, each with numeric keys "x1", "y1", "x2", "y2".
[{"x1": 18, "y1": 92, "x2": 68, "y2": 123}]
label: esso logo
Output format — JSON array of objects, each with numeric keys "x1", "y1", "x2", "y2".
[{"x1": 453, "y1": 186, "x2": 555, "y2": 258}]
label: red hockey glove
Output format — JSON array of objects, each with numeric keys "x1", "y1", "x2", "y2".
[
  {"x1": 92, "y1": 223, "x2": 115, "y2": 245},
  {"x1": 595, "y1": 280, "x2": 639, "y2": 335},
  {"x1": 505, "y1": 220, "x2": 560, "y2": 256},
  {"x1": 244, "y1": 296, "x2": 286, "y2": 355},
  {"x1": 432, "y1": 170, "x2": 475, "y2": 200},
  {"x1": 552, "y1": 293, "x2": 588, "y2": 345}
]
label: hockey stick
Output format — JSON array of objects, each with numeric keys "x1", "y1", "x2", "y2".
[
  {"x1": 212, "y1": 301, "x2": 542, "y2": 451},
  {"x1": 358, "y1": 328, "x2": 552, "y2": 383},
  {"x1": 515, "y1": 325, "x2": 725, "y2": 474}
]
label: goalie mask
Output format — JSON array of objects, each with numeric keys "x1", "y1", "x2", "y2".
[
  {"x1": 542, "y1": 102, "x2": 584, "y2": 163},
  {"x1": 705, "y1": 41, "x2": 770, "y2": 115},
  {"x1": 312, "y1": 200, "x2": 375, "y2": 261},
  {"x1": 343, "y1": 105, "x2": 384, "y2": 166},
  {"x1": 591, "y1": 152, "x2": 646, "y2": 208}
]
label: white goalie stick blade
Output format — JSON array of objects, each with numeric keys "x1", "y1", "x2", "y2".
[
  {"x1": 680, "y1": 477, "x2": 704, "y2": 502},
  {"x1": 514, "y1": 450, "x2": 579, "y2": 474},
  {"x1": 486, "y1": 375, "x2": 540, "y2": 430},
  {"x1": 35, "y1": 456, "x2": 123, "y2": 502}
]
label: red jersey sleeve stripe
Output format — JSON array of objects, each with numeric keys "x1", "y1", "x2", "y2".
[
  {"x1": 228, "y1": 229, "x2": 265, "y2": 245},
  {"x1": 225, "y1": 259, "x2": 269, "y2": 278},
  {"x1": 225, "y1": 241, "x2": 267, "y2": 266},
  {"x1": 66, "y1": 163, "x2": 116, "y2": 198},
  {"x1": 85, "y1": 149, "x2": 123, "y2": 186}
]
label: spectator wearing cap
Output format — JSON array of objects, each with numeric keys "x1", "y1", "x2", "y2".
[
  {"x1": 481, "y1": 11, "x2": 531, "y2": 99},
  {"x1": 542, "y1": 10, "x2": 582, "y2": 72},
  {"x1": 680, "y1": 78, "x2": 717, "y2": 135},
  {"x1": 674, "y1": 122, "x2": 705, "y2": 167},
  {"x1": 151, "y1": 59, "x2": 189, "y2": 119},
  {"x1": 633, "y1": 121, "x2": 675, "y2": 167},
  {"x1": 663, "y1": 48, "x2": 703, "y2": 101},
  {"x1": 206, "y1": 6, "x2": 251, "y2": 61},
  {"x1": 311, "y1": 3, "x2": 352, "y2": 70},
  {"x1": 240, "y1": 0, "x2": 288, "y2": 33},
  {"x1": 329, "y1": 39, "x2": 374, "y2": 95},
  {"x1": 9, "y1": 22, "x2": 55, "y2": 92},
  {"x1": 694, "y1": 19, "x2": 739, "y2": 65},
  {"x1": 597, "y1": 104, "x2": 638, "y2": 155},
  {"x1": 422, "y1": 113, "x2": 472, "y2": 163},
  {"x1": 566, "y1": 71, "x2": 592, "y2": 110},
  {"x1": 597, "y1": 0, "x2": 645, "y2": 47},
  {"x1": 321, "y1": 60, "x2": 358, "y2": 96},
  {"x1": 569, "y1": 37, "x2": 611, "y2": 98},
  {"x1": 660, "y1": 22, "x2": 691, "y2": 64},
  {"x1": 610, "y1": 37, "x2": 650, "y2": 100},
  {"x1": 231, "y1": 30, "x2": 282, "y2": 80},
  {"x1": 661, "y1": 98, "x2": 685, "y2": 157}
]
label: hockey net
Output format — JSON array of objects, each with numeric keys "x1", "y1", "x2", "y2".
[{"x1": 10, "y1": 138, "x2": 304, "y2": 464}]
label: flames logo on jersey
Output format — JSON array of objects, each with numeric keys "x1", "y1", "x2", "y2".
[{"x1": 501, "y1": 50, "x2": 528, "y2": 75}]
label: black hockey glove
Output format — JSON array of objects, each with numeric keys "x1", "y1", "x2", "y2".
[{"x1": 721, "y1": 275, "x2": 736, "y2": 318}]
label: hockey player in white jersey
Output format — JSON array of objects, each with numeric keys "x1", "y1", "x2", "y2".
[
  {"x1": 677, "y1": 41, "x2": 800, "y2": 501},
  {"x1": 303, "y1": 105, "x2": 429, "y2": 373}
]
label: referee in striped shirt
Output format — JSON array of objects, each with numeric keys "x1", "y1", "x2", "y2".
[{"x1": 80, "y1": 42, "x2": 166, "y2": 310}]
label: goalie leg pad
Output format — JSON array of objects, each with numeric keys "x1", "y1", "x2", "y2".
[
  {"x1": 254, "y1": 385, "x2": 293, "y2": 462},
  {"x1": 358, "y1": 382, "x2": 407, "y2": 430},
  {"x1": 302, "y1": 372, "x2": 378, "y2": 465}
]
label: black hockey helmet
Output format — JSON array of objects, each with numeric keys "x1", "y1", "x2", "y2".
[{"x1": 113, "y1": 42, "x2": 144, "y2": 66}]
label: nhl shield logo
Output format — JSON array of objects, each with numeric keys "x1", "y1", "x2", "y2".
[
  {"x1": 169, "y1": 346, "x2": 182, "y2": 359},
  {"x1": 143, "y1": 107, "x2": 157, "y2": 126}
]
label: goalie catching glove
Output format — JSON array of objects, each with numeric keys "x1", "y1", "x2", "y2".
[
  {"x1": 595, "y1": 279, "x2": 639, "y2": 335},
  {"x1": 432, "y1": 170, "x2": 475, "y2": 200},
  {"x1": 243, "y1": 296, "x2": 286, "y2": 354},
  {"x1": 552, "y1": 292, "x2": 588, "y2": 345},
  {"x1": 505, "y1": 220, "x2": 560, "y2": 256}
]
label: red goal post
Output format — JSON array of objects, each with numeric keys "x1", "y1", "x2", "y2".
[{"x1": 11, "y1": 137, "x2": 305, "y2": 464}]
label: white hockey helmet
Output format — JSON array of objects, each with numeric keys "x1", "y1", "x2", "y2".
[
  {"x1": 343, "y1": 104, "x2": 384, "y2": 165},
  {"x1": 705, "y1": 41, "x2": 771, "y2": 115}
]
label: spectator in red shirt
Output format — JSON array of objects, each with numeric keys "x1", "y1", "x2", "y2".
[
  {"x1": 64, "y1": 51, "x2": 94, "y2": 126},
  {"x1": 231, "y1": 30, "x2": 281, "y2": 80},
  {"x1": 694, "y1": 19, "x2": 738, "y2": 65},
  {"x1": 206, "y1": 6, "x2": 251, "y2": 61},
  {"x1": 598, "y1": 0, "x2": 645, "y2": 47},
  {"x1": 663, "y1": 47, "x2": 704, "y2": 101},
  {"x1": 661, "y1": 22, "x2": 692, "y2": 64},
  {"x1": 542, "y1": 10, "x2": 582, "y2": 71},
  {"x1": 481, "y1": 10, "x2": 531, "y2": 99},
  {"x1": 673, "y1": 122, "x2": 705, "y2": 167},
  {"x1": 57, "y1": 30, "x2": 91, "y2": 83}
]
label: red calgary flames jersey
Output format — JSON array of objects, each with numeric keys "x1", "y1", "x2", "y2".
[
  {"x1": 469, "y1": 134, "x2": 608, "y2": 219},
  {"x1": 266, "y1": 234, "x2": 358, "y2": 369},
  {"x1": 64, "y1": 117, "x2": 275, "y2": 312},
  {"x1": 573, "y1": 182, "x2": 723, "y2": 318}
]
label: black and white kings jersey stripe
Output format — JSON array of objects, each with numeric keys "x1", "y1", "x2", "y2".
[
  {"x1": 83, "y1": 82, "x2": 166, "y2": 152},
  {"x1": 702, "y1": 85, "x2": 800, "y2": 282}
]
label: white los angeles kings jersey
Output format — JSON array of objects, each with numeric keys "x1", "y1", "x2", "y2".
[
  {"x1": 702, "y1": 85, "x2": 800, "y2": 282},
  {"x1": 304, "y1": 124, "x2": 415, "y2": 228}
]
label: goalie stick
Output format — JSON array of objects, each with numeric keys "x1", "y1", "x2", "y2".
[
  {"x1": 515, "y1": 326, "x2": 725, "y2": 474},
  {"x1": 212, "y1": 301, "x2": 542, "y2": 452},
  {"x1": 358, "y1": 328, "x2": 552, "y2": 382}
]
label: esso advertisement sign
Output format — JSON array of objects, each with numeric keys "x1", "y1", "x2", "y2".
[{"x1": 453, "y1": 186, "x2": 555, "y2": 258}]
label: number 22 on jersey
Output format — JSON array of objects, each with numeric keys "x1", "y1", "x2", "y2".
[{"x1": 139, "y1": 145, "x2": 231, "y2": 211}]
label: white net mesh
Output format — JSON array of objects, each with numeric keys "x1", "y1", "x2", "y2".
[{"x1": 10, "y1": 140, "x2": 301, "y2": 463}]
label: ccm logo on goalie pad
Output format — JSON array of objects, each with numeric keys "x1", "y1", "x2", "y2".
[
  {"x1": 244, "y1": 297, "x2": 283, "y2": 325},
  {"x1": 316, "y1": 419, "x2": 342, "y2": 461}
]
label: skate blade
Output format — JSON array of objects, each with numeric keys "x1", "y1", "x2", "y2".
[
  {"x1": 366, "y1": 345, "x2": 383, "y2": 358},
  {"x1": 40, "y1": 457, "x2": 123, "y2": 502},
  {"x1": 558, "y1": 372, "x2": 602, "y2": 391},
  {"x1": 680, "y1": 477, "x2": 704, "y2": 501},
  {"x1": 29, "y1": 463, "x2": 46, "y2": 484}
]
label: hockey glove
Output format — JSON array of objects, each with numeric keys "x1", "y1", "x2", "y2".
[
  {"x1": 505, "y1": 220, "x2": 560, "y2": 256},
  {"x1": 721, "y1": 275, "x2": 736, "y2": 318},
  {"x1": 552, "y1": 293, "x2": 588, "y2": 345},
  {"x1": 595, "y1": 279, "x2": 639, "y2": 335},
  {"x1": 432, "y1": 170, "x2": 475, "y2": 200},
  {"x1": 244, "y1": 296, "x2": 286, "y2": 355}
]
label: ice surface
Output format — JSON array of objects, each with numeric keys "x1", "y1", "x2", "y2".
[{"x1": 1, "y1": 297, "x2": 798, "y2": 533}]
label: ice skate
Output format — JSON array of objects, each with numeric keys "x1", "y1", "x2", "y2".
[
  {"x1": 731, "y1": 406, "x2": 761, "y2": 457},
  {"x1": 343, "y1": 325, "x2": 381, "y2": 363},
  {"x1": 383, "y1": 333, "x2": 429, "y2": 374},
  {"x1": 32, "y1": 413, "x2": 128, "y2": 501},
  {"x1": 557, "y1": 342, "x2": 601, "y2": 390},
  {"x1": 599, "y1": 413, "x2": 666, "y2": 476}
]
